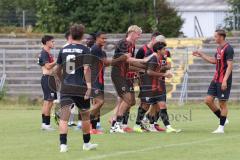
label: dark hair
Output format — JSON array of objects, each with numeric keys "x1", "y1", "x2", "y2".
[
  {"x1": 70, "y1": 24, "x2": 85, "y2": 40},
  {"x1": 153, "y1": 42, "x2": 166, "y2": 52},
  {"x1": 151, "y1": 31, "x2": 161, "y2": 38},
  {"x1": 64, "y1": 31, "x2": 70, "y2": 40},
  {"x1": 95, "y1": 31, "x2": 106, "y2": 38},
  {"x1": 41, "y1": 35, "x2": 54, "y2": 45},
  {"x1": 87, "y1": 33, "x2": 96, "y2": 40},
  {"x1": 215, "y1": 29, "x2": 226, "y2": 39}
]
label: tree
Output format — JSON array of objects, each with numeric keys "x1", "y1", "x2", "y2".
[
  {"x1": 35, "y1": 0, "x2": 183, "y2": 36},
  {"x1": 0, "y1": 0, "x2": 36, "y2": 26},
  {"x1": 225, "y1": 0, "x2": 240, "y2": 30}
]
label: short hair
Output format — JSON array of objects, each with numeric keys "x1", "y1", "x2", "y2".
[
  {"x1": 64, "y1": 31, "x2": 70, "y2": 40},
  {"x1": 151, "y1": 31, "x2": 161, "y2": 38},
  {"x1": 215, "y1": 29, "x2": 226, "y2": 39},
  {"x1": 95, "y1": 31, "x2": 106, "y2": 38},
  {"x1": 41, "y1": 35, "x2": 54, "y2": 45},
  {"x1": 153, "y1": 42, "x2": 166, "y2": 52},
  {"x1": 127, "y1": 25, "x2": 142, "y2": 34},
  {"x1": 70, "y1": 24, "x2": 85, "y2": 40}
]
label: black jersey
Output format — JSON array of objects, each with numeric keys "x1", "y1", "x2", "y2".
[{"x1": 57, "y1": 43, "x2": 92, "y2": 96}]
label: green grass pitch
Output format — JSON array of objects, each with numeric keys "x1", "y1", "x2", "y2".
[{"x1": 0, "y1": 103, "x2": 240, "y2": 160}]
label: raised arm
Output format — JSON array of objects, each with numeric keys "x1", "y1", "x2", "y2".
[{"x1": 192, "y1": 50, "x2": 216, "y2": 64}]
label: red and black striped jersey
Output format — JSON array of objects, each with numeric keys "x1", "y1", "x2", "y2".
[
  {"x1": 213, "y1": 43, "x2": 234, "y2": 83},
  {"x1": 111, "y1": 39, "x2": 133, "y2": 79}
]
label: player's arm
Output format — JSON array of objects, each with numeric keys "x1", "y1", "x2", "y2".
[
  {"x1": 84, "y1": 64, "x2": 91, "y2": 99},
  {"x1": 45, "y1": 61, "x2": 56, "y2": 70},
  {"x1": 147, "y1": 69, "x2": 172, "y2": 78},
  {"x1": 129, "y1": 65, "x2": 145, "y2": 72},
  {"x1": 103, "y1": 55, "x2": 128, "y2": 66},
  {"x1": 146, "y1": 56, "x2": 172, "y2": 78},
  {"x1": 221, "y1": 47, "x2": 234, "y2": 90},
  {"x1": 54, "y1": 65, "x2": 62, "y2": 79},
  {"x1": 192, "y1": 50, "x2": 216, "y2": 64}
]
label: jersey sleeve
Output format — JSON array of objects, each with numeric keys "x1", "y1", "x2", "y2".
[
  {"x1": 38, "y1": 52, "x2": 49, "y2": 66},
  {"x1": 225, "y1": 46, "x2": 234, "y2": 61},
  {"x1": 136, "y1": 48, "x2": 145, "y2": 59},
  {"x1": 56, "y1": 49, "x2": 63, "y2": 65}
]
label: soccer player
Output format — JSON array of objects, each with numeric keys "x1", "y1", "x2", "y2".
[
  {"x1": 192, "y1": 29, "x2": 234, "y2": 133},
  {"x1": 134, "y1": 32, "x2": 166, "y2": 132},
  {"x1": 89, "y1": 31, "x2": 108, "y2": 134},
  {"x1": 76, "y1": 33, "x2": 96, "y2": 130},
  {"x1": 38, "y1": 35, "x2": 57, "y2": 131},
  {"x1": 55, "y1": 24, "x2": 97, "y2": 152},
  {"x1": 153, "y1": 41, "x2": 172, "y2": 131},
  {"x1": 110, "y1": 25, "x2": 148, "y2": 133},
  {"x1": 139, "y1": 42, "x2": 181, "y2": 133}
]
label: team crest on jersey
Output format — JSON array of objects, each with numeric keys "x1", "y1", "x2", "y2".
[
  {"x1": 122, "y1": 87, "x2": 126, "y2": 91},
  {"x1": 95, "y1": 89, "x2": 99, "y2": 94},
  {"x1": 217, "y1": 54, "x2": 221, "y2": 60}
]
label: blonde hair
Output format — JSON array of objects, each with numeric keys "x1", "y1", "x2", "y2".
[{"x1": 127, "y1": 25, "x2": 142, "y2": 34}]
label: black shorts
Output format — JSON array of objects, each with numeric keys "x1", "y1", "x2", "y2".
[
  {"x1": 111, "y1": 76, "x2": 134, "y2": 98},
  {"x1": 60, "y1": 94, "x2": 90, "y2": 110},
  {"x1": 41, "y1": 75, "x2": 57, "y2": 101},
  {"x1": 207, "y1": 81, "x2": 232, "y2": 101},
  {"x1": 92, "y1": 82, "x2": 104, "y2": 98},
  {"x1": 140, "y1": 94, "x2": 166, "y2": 105}
]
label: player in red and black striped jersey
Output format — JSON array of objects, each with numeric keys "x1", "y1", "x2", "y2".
[
  {"x1": 193, "y1": 29, "x2": 234, "y2": 134},
  {"x1": 134, "y1": 31, "x2": 162, "y2": 132},
  {"x1": 110, "y1": 25, "x2": 149, "y2": 133},
  {"x1": 139, "y1": 42, "x2": 181, "y2": 133}
]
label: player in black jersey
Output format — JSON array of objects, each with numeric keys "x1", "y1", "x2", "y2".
[
  {"x1": 89, "y1": 32, "x2": 108, "y2": 134},
  {"x1": 38, "y1": 35, "x2": 57, "y2": 131},
  {"x1": 55, "y1": 24, "x2": 98, "y2": 152}
]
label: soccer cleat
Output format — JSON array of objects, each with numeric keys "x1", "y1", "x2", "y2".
[
  {"x1": 90, "y1": 129, "x2": 104, "y2": 135},
  {"x1": 96, "y1": 122, "x2": 104, "y2": 131},
  {"x1": 83, "y1": 143, "x2": 98, "y2": 151},
  {"x1": 41, "y1": 124, "x2": 55, "y2": 131},
  {"x1": 110, "y1": 123, "x2": 125, "y2": 133},
  {"x1": 122, "y1": 125, "x2": 133, "y2": 133},
  {"x1": 212, "y1": 126, "x2": 224, "y2": 134},
  {"x1": 68, "y1": 122, "x2": 77, "y2": 127},
  {"x1": 75, "y1": 121, "x2": 82, "y2": 130},
  {"x1": 133, "y1": 125, "x2": 144, "y2": 133},
  {"x1": 60, "y1": 144, "x2": 68, "y2": 153},
  {"x1": 110, "y1": 126, "x2": 116, "y2": 133},
  {"x1": 146, "y1": 124, "x2": 158, "y2": 132},
  {"x1": 154, "y1": 124, "x2": 166, "y2": 132},
  {"x1": 166, "y1": 126, "x2": 181, "y2": 133}
]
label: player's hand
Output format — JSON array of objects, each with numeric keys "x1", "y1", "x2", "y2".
[
  {"x1": 192, "y1": 51, "x2": 202, "y2": 57},
  {"x1": 84, "y1": 88, "x2": 91, "y2": 100},
  {"x1": 221, "y1": 81, "x2": 227, "y2": 91},
  {"x1": 164, "y1": 72, "x2": 173, "y2": 78}
]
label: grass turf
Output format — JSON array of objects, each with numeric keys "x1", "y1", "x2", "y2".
[{"x1": 0, "y1": 103, "x2": 240, "y2": 160}]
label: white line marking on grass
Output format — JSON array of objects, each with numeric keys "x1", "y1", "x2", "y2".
[{"x1": 84, "y1": 135, "x2": 240, "y2": 160}]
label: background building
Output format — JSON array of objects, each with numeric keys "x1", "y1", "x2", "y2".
[{"x1": 168, "y1": 0, "x2": 230, "y2": 37}]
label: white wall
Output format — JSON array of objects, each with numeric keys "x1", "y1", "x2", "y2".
[{"x1": 179, "y1": 11, "x2": 228, "y2": 38}]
